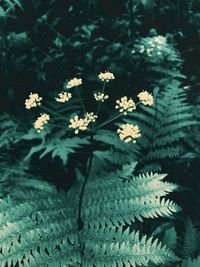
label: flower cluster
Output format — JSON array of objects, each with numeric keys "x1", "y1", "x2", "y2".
[
  {"x1": 115, "y1": 96, "x2": 136, "y2": 115},
  {"x1": 33, "y1": 113, "x2": 50, "y2": 133},
  {"x1": 94, "y1": 92, "x2": 109, "y2": 102},
  {"x1": 55, "y1": 91, "x2": 72, "y2": 103},
  {"x1": 84, "y1": 112, "x2": 98, "y2": 123},
  {"x1": 138, "y1": 36, "x2": 167, "y2": 57},
  {"x1": 66, "y1": 77, "x2": 82, "y2": 89},
  {"x1": 138, "y1": 91, "x2": 154, "y2": 106},
  {"x1": 98, "y1": 71, "x2": 115, "y2": 82},
  {"x1": 69, "y1": 112, "x2": 97, "y2": 134},
  {"x1": 117, "y1": 124, "x2": 141, "y2": 143},
  {"x1": 25, "y1": 93, "x2": 42, "y2": 109}
]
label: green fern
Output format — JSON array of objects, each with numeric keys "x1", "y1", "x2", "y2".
[
  {"x1": 155, "y1": 219, "x2": 200, "y2": 267},
  {"x1": 182, "y1": 219, "x2": 198, "y2": 259},
  {"x1": 94, "y1": 83, "x2": 195, "y2": 172},
  {"x1": 0, "y1": 113, "x2": 23, "y2": 149},
  {"x1": 127, "y1": 82, "x2": 196, "y2": 171},
  {"x1": 0, "y1": 163, "x2": 180, "y2": 267},
  {"x1": 177, "y1": 256, "x2": 200, "y2": 267},
  {"x1": 162, "y1": 226, "x2": 178, "y2": 251}
]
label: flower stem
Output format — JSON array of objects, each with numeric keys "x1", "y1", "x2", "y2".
[
  {"x1": 77, "y1": 135, "x2": 94, "y2": 265},
  {"x1": 94, "y1": 102, "x2": 141, "y2": 130},
  {"x1": 95, "y1": 112, "x2": 123, "y2": 130},
  {"x1": 76, "y1": 88, "x2": 86, "y2": 113},
  {"x1": 96, "y1": 81, "x2": 106, "y2": 115},
  {"x1": 39, "y1": 106, "x2": 66, "y2": 120}
]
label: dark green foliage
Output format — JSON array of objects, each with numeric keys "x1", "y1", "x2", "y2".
[
  {"x1": 129, "y1": 83, "x2": 195, "y2": 171},
  {"x1": 177, "y1": 256, "x2": 200, "y2": 267},
  {"x1": 0, "y1": 163, "x2": 179, "y2": 267},
  {"x1": 93, "y1": 83, "x2": 195, "y2": 172},
  {"x1": 1, "y1": 1, "x2": 200, "y2": 266}
]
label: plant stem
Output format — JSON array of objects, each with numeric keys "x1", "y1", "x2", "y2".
[
  {"x1": 39, "y1": 106, "x2": 67, "y2": 120},
  {"x1": 96, "y1": 82, "x2": 106, "y2": 115},
  {"x1": 76, "y1": 88, "x2": 86, "y2": 113},
  {"x1": 77, "y1": 135, "x2": 94, "y2": 265},
  {"x1": 96, "y1": 112, "x2": 123, "y2": 130}
]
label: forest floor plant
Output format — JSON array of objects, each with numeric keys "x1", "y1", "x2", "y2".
[{"x1": 0, "y1": 72, "x2": 181, "y2": 267}]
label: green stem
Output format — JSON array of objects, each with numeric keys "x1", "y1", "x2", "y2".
[
  {"x1": 96, "y1": 82, "x2": 106, "y2": 115},
  {"x1": 77, "y1": 135, "x2": 94, "y2": 266},
  {"x1": 76, "y1": 88, "x2": 86, "y2": 113},
  {"x1": 94, "y1": 101, "x2": 141, "y2": 130},
  {"x1": 39, "y1": 106, "x2": 67, "y2": 120},
  {"x1": 95, "y1": 112, "x2": 123, "y2": 130}
]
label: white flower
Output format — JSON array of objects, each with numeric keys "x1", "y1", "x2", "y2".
[
  {"x1": 55, "y1": 91, "x2": 72, "y2": 103},
  {"x1": 94, "y1": 92, "x2": 109, "y2": 102},
  {"x1": 115, "y1": 96, "x2": 136, "y2": 115},
  {"x1": 66, "y1": 77, "x2": 82, "y2": 89},
  {"x1": 68, "y1": 115, "x2": 88, "y2": 134},
  {"x1": 69, "y1": 112, "x2": 97, "y2": 134},
  {"x1": 117, "y1": 124, "x2": 141, "y2": 143},
  {"x1": 84, "y1": 112, "x2": 98, "y2": 123},
  {"x1": 33, "y1": 113, "x2": 50, "y2": 133},
  {"x1": 25, "y1": 93, "x2": 42, "y2": 109},
  {"x1": 98, "y1": 71, "x2": 115, "y2": 82},
  {"x1": 138, "y1": 91, "x2": 154, "y2": 106}
]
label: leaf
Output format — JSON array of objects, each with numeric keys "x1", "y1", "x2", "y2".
[
  {"x1": 25, "y1": 136, "x2": 90, "y2": 165},
  {"x1": 139, "y1": 0, "x2": 155, "y2": 8},
  {"x1": 0, "y1": 6, "x2": 5, "y2": 17},
  {"x1": 163, "y1": 226, "x2": 177, "y2": 250}
]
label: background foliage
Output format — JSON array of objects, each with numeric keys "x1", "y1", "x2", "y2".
[{"x1": 0, "y1": 0, "x2": 200, "y2": 266}]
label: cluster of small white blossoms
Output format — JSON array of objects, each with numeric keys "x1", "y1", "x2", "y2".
[
  {"x1": 84, "y1": 112, "x2": 98, "y2": 123},
  {"x1": 55, "y1": 91, "x2": 72, "y2": 103},
  {"x1": 115, "y1": 96, "x2": 136, "y2": 115},
  {"x1": 98, "y1": 71, "x2": 115, "y2": 82},
  {"x1": 138, "y1": 91, "x2": 154, "y2": 106},
  {"x1": 94, "y1": 92, "x2": 109, "y2": 102},
  {"x1": 33, "y1": 113, "x2": 50, "y2": 133},
  {"x1": 66, "y1": 77, "x2": 82, "y2": 89},
  {"x1": 69, "y1": 112, "x2": 97, "y2": 134},
  {"x1": 139, "y1": 36, "x2": 166, "y2": 57},
  {"x1": 25, "y1": 93, "x2": 42, "y2": 109},
  {"x1": 117, "y1": 123, "x2": 141, "y2": 143}
]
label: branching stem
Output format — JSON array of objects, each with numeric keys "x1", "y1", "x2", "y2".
[
  {"x1": 39, "y1": 106, "x2": 66, "y2": 120},
  {"x1": 96, "y1": 82, "x2": 106, "y2": 115}
]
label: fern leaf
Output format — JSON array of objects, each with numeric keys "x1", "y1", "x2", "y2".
[
  {"x1": 0, "y1": 165, "x2": 179, "y2": 266},
  {"x1": 182, "y1": 219, "x2": 198, "y2": 259},
  {"x1": 82, "y1": 226, "x2": 178, "y2": 266},
  {"x1": 177, "y1": 256, "x2": 200, "y2": 267}
]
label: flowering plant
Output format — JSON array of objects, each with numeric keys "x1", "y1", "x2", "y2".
[
  {"x1": 25, "y1": 72, "x2": 153, "y2": 143},
  {"x1": 25, "y1": 71, "x2": 154, "y2": 241}
]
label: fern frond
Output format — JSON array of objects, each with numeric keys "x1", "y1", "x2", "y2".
[
  {"x1": 177, "y1": 256, "x2": 200, "y2": 267},
  {"x1": 0, "y1": 189, "x2": 80, "y2": 267},
  {"x1": 0, "y1": 165, "x2": 179, "y2": 266},
  {"x1": 82, "y1": 226, "x2": 178, "y2": 267},
  {"x1": 162, "y1": 226, "x2": 178, "y2": 251},
  {"x1": 182, "y1": 219, "x2": 198, "y2": 259},
  {"x1": 83, "y1": 165, "x2": 179, "y2": 228},
  {"x1": 124, "y1": 85, "x2": 196, "y2": 172}
]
